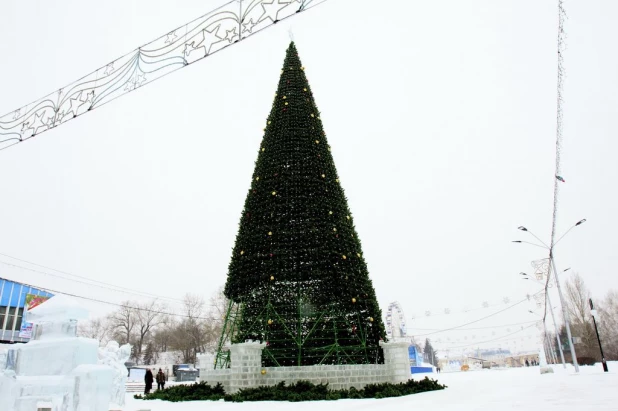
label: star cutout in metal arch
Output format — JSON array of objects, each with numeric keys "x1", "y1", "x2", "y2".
[
  {"x1": 104, "y1": 63, "x2": 115, "y2": 76},
  {"x1": 67, "y1": 97, "x2": 82, "y2": 117},
  {"x1": 124, "y1": 78, "x2": 137, "y2": 91},
  {"x1": 80, "y1": 90, "x2": 94, "y2": 103},
  {"x1": 79, "y1": 90, "x2": 95, "y2": 110},
  {"x1": 199, "y1": 25, "x2": 222, "y2": 55},
  {"x1": 186, "y1": 25, "x2": 222, "y2": 57},
  {"x1": 21, "y1": 121, "x2": 33, "y2": 136},
  {"x1": 225, "y1": 27, "x2": 238, "y2": 43},
  {"x1": 13, "y1": 109, "x2": 21, "y2": 120},
  {"x1": 165, "y1": 30, "x2": 178, "y2": 44},
  {"x1": 136, "y1": 74, "x2": 147, "y2": 87},
  {"x1": 242, "y1": 18, "x2": 257, "y2": 34},
  {"x1": 31, "y1": 110, "x2": 48, "y2": 134},
  {"x1": 259, "y1": 0, "x2": 290, "y2": 23}
]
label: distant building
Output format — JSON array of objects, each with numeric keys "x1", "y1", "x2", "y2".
[{"x1": 0, "y1": 278, "x2": 54, "y2": 343}]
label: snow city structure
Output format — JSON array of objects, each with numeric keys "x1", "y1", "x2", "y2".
[{"x1": 0, "y1": 294, "x2": 131, "y2": 411}]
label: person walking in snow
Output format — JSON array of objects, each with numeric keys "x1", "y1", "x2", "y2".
[
  {"x1": 156, "y1": 368, "x2": 166, "y2": 390},
  {"x1": 144, "y1": 368, "x2": 154, "y2": 394}
]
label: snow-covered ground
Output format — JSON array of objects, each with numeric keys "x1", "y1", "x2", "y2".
[{"x1": 124, "y1": 362, "x2": 617, "y2": 411}]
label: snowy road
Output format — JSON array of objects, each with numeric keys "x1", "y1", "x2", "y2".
[{"x1": 124, "y1": 363, "x2": 618, "y2": 411}]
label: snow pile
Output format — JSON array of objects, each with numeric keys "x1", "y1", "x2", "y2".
[{"x1": 124, "y1": 362, "x2": 617, "y2": 411}]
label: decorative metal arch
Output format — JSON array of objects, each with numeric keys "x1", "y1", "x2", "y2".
[{"x1": 0, "y1": 0, "x2": 328, "y2": 151}]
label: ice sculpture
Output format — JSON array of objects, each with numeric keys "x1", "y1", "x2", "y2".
[
  {"x1": 98, "y1": 340, "x2": 132, "y2": 407},
  {"x1": 0, "y1": 295, "x2": 117, "y2": 411}
]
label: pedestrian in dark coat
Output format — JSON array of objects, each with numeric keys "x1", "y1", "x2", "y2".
[
  {"x1": 144, "y1": 368, "x2": 154, "y2": 394},
  {"x1": 156, "y1": 368, "x2": 166, "y2": 390}
]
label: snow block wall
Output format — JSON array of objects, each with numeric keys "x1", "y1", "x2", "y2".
[
  {"x1": 198, "y1": 341, "x2": 410, "y2": 393},
  {"x1": 14, "y1": 337, "x2": 99, "y2": 376},
  {"x1": 0, "y1": 295, "x2": 125, "y2": 411}
]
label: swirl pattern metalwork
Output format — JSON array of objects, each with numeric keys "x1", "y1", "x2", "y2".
[
  {"x1": 0, "y1": 0, "x2": 327, "y2": 151},
  {"x1": 530, "y1": 258, "x2": 554, "y2": 287}
]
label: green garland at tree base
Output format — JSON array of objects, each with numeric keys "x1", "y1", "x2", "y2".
[{"x1": 134, "y1": 378, "x2": 446, "y2": 402}]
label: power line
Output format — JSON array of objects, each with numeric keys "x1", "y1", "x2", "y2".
[
  {"x1": 1, "y1": 274, "x2": 543, "y2": 343},
  {"x1": 0, "y1": 254, "x2": 184, "y2": 304},
  {"x1": 407, "y1": 320, "x2": 538, "y2": 332},
  {"x1": 440, "y1": 324, "x2": 537, "y2": 350},
  {"x1": 413, "y1": 292, "x2": 542, "y2": 337},
  {"x1": 0, "y1": 275, "x2": 224, "y2": 322}
]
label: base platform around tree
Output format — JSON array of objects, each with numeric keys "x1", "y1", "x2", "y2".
[{"x1": 198, "y1": 341, "x2": 410, "y2": 393}]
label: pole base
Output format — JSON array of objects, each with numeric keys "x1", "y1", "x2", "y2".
[{"x1": 540, "y1": 366, "x2": 554, "y2": 374}]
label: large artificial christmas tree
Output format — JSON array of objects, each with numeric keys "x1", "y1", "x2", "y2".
[{"x1": 217, "y1": 42, "x2": 386, "y2": 368}]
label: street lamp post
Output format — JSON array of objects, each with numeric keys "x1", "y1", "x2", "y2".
[
  {"x1": 528, "y1": 310, "x2": 555, "y2": 373},
  {"x1": 513, "y1": 219, "x2": 586, "y2": 373},
  {"x1": 521, "y1": 272, "x2": 566, "y2": 368},
  {"x1": 589, "y1": 298, "x2": 609, "y2": 372},
  {"x1": 549, "y1": 256, "x2": 579, "y2": 372}
]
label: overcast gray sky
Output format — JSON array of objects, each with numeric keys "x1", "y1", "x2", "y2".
[{"x1": 1, "y1": 0, "x2": 617, "y2": 353}]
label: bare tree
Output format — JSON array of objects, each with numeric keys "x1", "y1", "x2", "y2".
[
  {"x1": 107, "y1": 302, "x2": 137, "y2": 346},
  {"x1": 153, "y1": 318, "x2": 176, "y2": 353},
  {"x1": 168, "y1": 290, "x2": 229, "y2": 364},
  {"x1": 77, "y1": 317, "x2": 112, "y2": 345},
  {"x1": 207, "y1": 287, "x2": 229, "y2": 352},
  {"x1": 209, "y1": 286, "x2": 229, "y2": 323},
  {"x1": 133, "y1": 300, "x2": 167, "y2": 363},
  {"x1": 564, "y1": 273, "x2": 597, "y2": 359},
  {"x1": 598, "y1": 290, "x2": 618, "y2": 360},
  {"x1": 169, "y1": 294, "x2": 208, "y2": 364}
]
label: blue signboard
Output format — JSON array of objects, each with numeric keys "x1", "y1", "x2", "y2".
[{"x1": 408, "y1": 346, "x2": 423, "y2": 366}]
